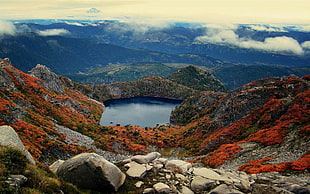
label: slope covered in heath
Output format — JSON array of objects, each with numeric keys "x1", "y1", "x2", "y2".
[{"x1": 0, "y1": 58, "x2": 309, "y2": 182}]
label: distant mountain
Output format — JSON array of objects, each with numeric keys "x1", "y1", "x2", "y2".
[
  {"x1": 20, "y1": 21, "x2": 310, "y2": 67},
  {"x1": 168, "y1": 65, "x2": 227, "y2": 92},
  {"x1": 0, "y1": 33, "x2": 231, "y2": 74},
  {"x1": 67, "y1": 62, "x2": 180, "y2": 84},
  {"x1": 211, "y1": 65, "x2": 310, "y2": 89}
]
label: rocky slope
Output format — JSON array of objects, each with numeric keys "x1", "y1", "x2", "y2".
[
  {"x1": 0, "y1": 58, "x2": 309, "y2": 193},
  {"x1": 168, "y1": 65, "x2": 227, "y2": 92}
]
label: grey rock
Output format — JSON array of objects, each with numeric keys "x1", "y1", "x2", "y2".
[
  {"x1": 143, "y1": 188, "x2": 155, "y2": 194},
  {"x1": 0, "y1": 125, "x2": 36, "y2": 165},
  {"x1": 193, "y1": 167, "x2": 229, "y2": 181},
  {"x1": 166, "y1": 160, "x2": 192, "y2": 174},
  {"x1": 180, "y1": 186, "x2": 194, "y2": 194},
  {"x1": 209, "y1": 184, "x2": 244, "y2": 194},
  {"x1": 5, "y1": 175, "x2": 28, "y2": 188},
  {"x1": 190, "y1": 176, "x2": 216, "y2": 192},
  {"x1": 29, "y1": 64, "x2": 65, "y2": 93},
  {"x1": 126, "y1": 161, "x2": 148, "y2": 178},
  {"x1": 135, "y1": 181, "x2": 144, "y2": 188},
  {"x1": 131, "y1": 152, "x2": 161, "y2": 164},
  {"x1": 49, "y1": 159, "x2": 65, "y2": 174},
  {"x1": 283, "y1": 183, "x2": 310, "y2": 194},
  {"x1": 56, "y1": 153, "x2": 125, "y2": 192},
  {"x1": 153, "y1": 182, "x2": 172, "y2": 193}
]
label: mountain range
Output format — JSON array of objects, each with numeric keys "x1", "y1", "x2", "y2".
[{"x1": 0, "y1": 21, "x2": 309, "y2": 89}]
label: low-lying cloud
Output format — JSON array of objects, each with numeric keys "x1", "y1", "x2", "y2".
[
  {"x1": 37, "y1": 29, "x2": 70, "y2": 36},
  {"x1": 301, "y1": 41, "x2": 310, "y2": 49},
  {"x1": 247, "y1": 24, "x2": 287, "y2": 32},
  {"x1": 195, "y1": 24, "x2": 305, "y2": 55},
  {"x1": 0, "y1": 20, "x2": 16, "y2": 36},
  {"x1": 105, "y1": 19, "x2": 171, "y2": 35}
]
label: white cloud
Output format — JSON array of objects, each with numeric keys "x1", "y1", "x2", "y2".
[
  {"x1": 248, "y1": 25, "x2": 287, "y2": 32},
  {"x1": 0, "y1": 20, "x2": 16, "y2": 36},
  {"x1": 64, "y1": 22, "x2": 85, "y2": 26},
  {"x1": 37, "y1": 29, "x2": 70, "y2": 36},
  {"x1": 295, "y1": 25, "x2": 310, "y2": 32},
  {"x1": 87, "y1": 8, "x2": 100, "y2": 14},
  {"x1": 105, "y1": 19, "x2": 172, "y2": 35},
  {"x1": 301, "y1": 41, "x2": 310, "y2": 49},
  {"x1": 195, "y1": 24, "x2": 304, "y2": 55}
]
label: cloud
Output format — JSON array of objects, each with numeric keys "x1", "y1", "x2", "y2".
[
  {"x1": 86, "y1": 8, "x2": 101, "y2": 14},
  {"x1": 195, "y1": 24, "x2": 304, "y2": 55},
  {"x1": 248, "y1": 25, "x2": 287, "y2": 32},
  {"x1": 105, "y1": 19, "x2": 172, "y2": 35},
  {"x1": 295, "y1": 25, "x2": 310, "y2": 32},
  {"x1": 0, "y1": 20, "x2": 16, "y2": 36},
  {"x1": 301, "y1": 41, "x2": 310, "y2": 49},
  {"x1": 37, "y1": 29, "x2": 70, "y2": 36},
  {"x1": 64, "y1": 21, "x2": 86, "y2": 26}
]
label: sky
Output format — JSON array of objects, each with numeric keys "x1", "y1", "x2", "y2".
[{"x1": 0, "y1": 0, "x2": 310, "y2": 24}]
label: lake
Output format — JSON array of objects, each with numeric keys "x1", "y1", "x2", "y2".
[{"x1": 100, "y1": 97, "x2": 182, "y2": 128}]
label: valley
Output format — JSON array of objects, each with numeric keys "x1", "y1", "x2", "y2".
[{"x1": 0, "y1": 58, "x2": 309, "y2": 193}]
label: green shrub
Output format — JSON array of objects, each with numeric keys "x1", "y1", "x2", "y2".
[{"x1": 0, "y1": 146, "x2": 27, "y2": 174}]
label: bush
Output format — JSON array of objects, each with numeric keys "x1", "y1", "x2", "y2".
[{"x1": 0, "y1": 146, "x2": 27, "y2": 174}]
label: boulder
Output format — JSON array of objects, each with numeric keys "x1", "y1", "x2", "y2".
[
  {"x1": 209, "y1": 184, "x2": 244, "y2": 194},
  {"x1": 0, "y1": 125, "x2": 35, "y2": 165},
  {"x1": 131, "y1": 152, "x2": 161, "y2": 164},
  {"x1": 165, "y1": 160, "x2": 192, "y2": 174},
  {"x1": 193, "y1": 168, "x2": 229, "y2": 181},
  {"x1": 56, "y1": 153, "x2": 125, "y2": 192},
  {"x1": 49, "y1": 159, "x2": 65, "y2": 174},
  {"x1": 190, "y1": 176, "x2": 216, "y2": 192},
  {"x1": 180, "y1": 186, "x2": 194, "y2": 194},
  {"x1": 126, "y1": 161, "x2": 148, "y2": 178}
]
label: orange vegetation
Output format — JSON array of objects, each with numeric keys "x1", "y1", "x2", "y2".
[
  {"x1": 203, "y1": 142, "x2": 243, "y2": 168},
  {"x1": 238, "y1": 151, "x2": 310, "y2": 174}
]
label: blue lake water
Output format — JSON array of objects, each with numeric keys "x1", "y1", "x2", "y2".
[{"x1": 100, "y1": 97, "x2": 181, "y2": 128}]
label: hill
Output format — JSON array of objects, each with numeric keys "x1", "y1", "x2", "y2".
[
  {"x1": 0, "y1": 59, "x2": 309, "y2": 193},
  {"x1": 67, "y1": 62, "x2": 179, "y2": 85},
  {"x1": 168, "y1": 65, "x2": 227, "y2": 92}
]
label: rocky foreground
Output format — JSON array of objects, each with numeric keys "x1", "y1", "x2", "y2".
[{"x1": 49, "y1": 152, "x2": 310, "y2": 194}]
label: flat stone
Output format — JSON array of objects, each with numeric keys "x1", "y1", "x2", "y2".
[
  {"x1": 126, "y1": 162, "x2": 147, "y2": 178},
  {"x1": 153, "y1": 182, "x2": 171, "y2": 193},
  {"x1": 131, "y1": 152, "x2": 161, "y2": 164},
  {"x1": 143, "y1": 188, "x2": 155, "y2": 194},
  {"x1": 166, "y1": 160, "x2": 192, "y2": 174},
  {"x1": 135, "y1": 181, "x2": 144, "y2": 188},
  {"x1": 193, "y1": 168, "x2": 229, "y2": 181}
]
